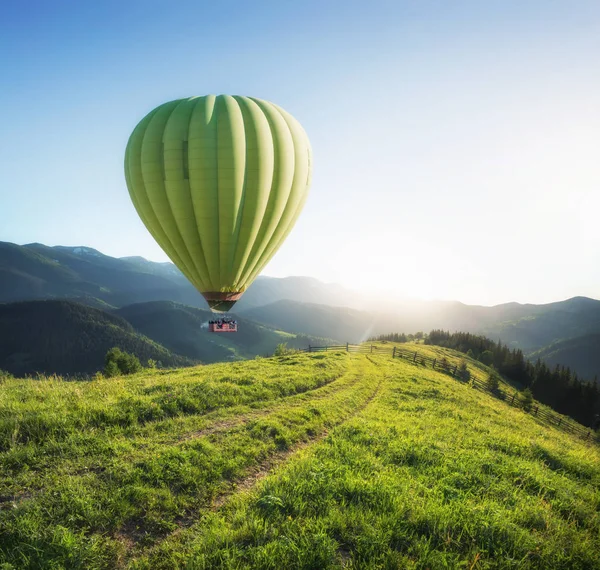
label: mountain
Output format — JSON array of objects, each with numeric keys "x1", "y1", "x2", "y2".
[
  {"x1": 528, "y1": 334, "x2": 600, "y2": 381},
  {"x1": 0, "y1": 300, "x2": 192, "y2": 376},
  {"x1": 115, "y1": 301, "x2": 331, "y2": 362},
  {"x1": 0, "y1": 241, "x2": 365, "y2": 311},
  {"x1": 477, "y1": 297, "x2": 600, "y2": 351},
  {"x1": 235, "y1": 275, "x2": 367, "y2": 311},
  {"x1": 3, "y1": 240, "x2": 600, "y2": 378},
  {"x1": 238, "y1": 300, "x2": 381, "y2": 344},
  {"x1": 0, "y1": 241, "x2": 201, "y2": 308}
]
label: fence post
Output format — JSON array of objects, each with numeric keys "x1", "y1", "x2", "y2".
[
  {"x1": 413, "y1": 352, "x2": 417, "y2": 362},
  {"x1": 346, "y1": 342, "x2": 349, "y2": 352},
  {"x1": 308, "y1": 344, "x2": 312, "y2": 353},
  {"x1": 452, "y1": 365, "x2": 457, "y2": 376},
  {"x1": 392, "y1": 346, "x2": 396, "y2": 358},
  {"x1": 558, "y1": 417, "x2": 562, "y2": 427},
  {"x1": 586, "y1": 431, "x2": 591, "y2": 440},
  {"x1": 511, "y1": 393, "x2": 516, "y2": 405},
  {"x1": 432, "y1": 359, "x2": 436, "y2": 369}
]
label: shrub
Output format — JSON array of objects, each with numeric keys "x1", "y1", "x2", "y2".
[
  {"x1": 274, "y1": 343, "x2": 298, "y2": 357},
  {"x1": 104, "y1": 360, "x2": 120, "y2": 378},
  {"x1": 459, "y1": 359, "x2": 470, "y2": 382},
  {"x1": 104, "y1": 347, "x2": 142, "y2": 378},
  {"x1": 479, "y1": 350, "x2": 494, "y2": 365},
  {"x1": 0, "y1": 369, "x2": 13, "y2": 381},
  {"x1": 519, "y1": 388, "x2": 534, "y2": 412},
  {"x1": 486, "y1": 373, "x2": 500, "y2": 394}
]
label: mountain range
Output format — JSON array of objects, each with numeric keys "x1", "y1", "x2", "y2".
[{"x1": 1, "y1": 240, "x2": 599, "y2": 379}]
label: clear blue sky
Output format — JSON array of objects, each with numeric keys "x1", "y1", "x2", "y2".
[{"x1": 1, "y1": 0, "x2": 599, "y2": 305}]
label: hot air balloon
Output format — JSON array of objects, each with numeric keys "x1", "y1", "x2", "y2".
[{"x1": 124, "y1": 95, "x2": 312, "y2": 326}]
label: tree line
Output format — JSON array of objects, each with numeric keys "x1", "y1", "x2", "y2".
[
  {"x1": 426, "y1": 330, "x2": 600, "y2": 428},
  {"x1": 370, "y1": 332, "x2": 425, "y2": 343}
]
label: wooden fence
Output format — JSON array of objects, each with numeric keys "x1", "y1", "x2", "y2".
[{"x1": 302, "y1": 343, "x2": 600, "y2": 444}]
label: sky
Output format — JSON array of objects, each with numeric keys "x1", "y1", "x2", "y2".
[{"x1": 1, "y1": 0, "x2": 599, "y2": 306}]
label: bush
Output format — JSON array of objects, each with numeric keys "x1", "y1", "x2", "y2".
[
  {"x1": 486, "y1": 373, "x2": 500, "y2": 394},
  {"x1": 459, "y1": 359, "x2": 470, "y2": 382},
  {"x1": 479, "y1": 350, "x2": 494, "y2": 366},
  {"x1": 519, "y1": 388, "x2": 534, "y2": 412},
  {"x1": 273, "y1": 343, "x2": 298, "y2": 357},
  {"x1": 104, "y1": 347, "x2": 142, "y2": 377},
  {"x1": 0, "y1": 369, "x2": 13, "y2": 381},
  {"x1": 104, "y1": 360, "x2": 120, "y2": 378}
]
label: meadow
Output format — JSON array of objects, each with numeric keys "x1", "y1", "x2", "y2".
[{"x1": 1, "y1": 345, "x2": 599, "y2": 569}]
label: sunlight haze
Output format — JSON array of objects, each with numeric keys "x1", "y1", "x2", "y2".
[{"x1": 1, "y1": 0, "x2": 599, "y2": 306}]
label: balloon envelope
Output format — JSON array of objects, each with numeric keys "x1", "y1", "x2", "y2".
[{"x1": 124, "y1": 95, "x2": 312, "y2": 311}]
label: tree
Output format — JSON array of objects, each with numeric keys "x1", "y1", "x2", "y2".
[
  {"x1": 479, "y1": 350, "x2": 494, "y2": 366},
  {"x1": 104, "y1": 347, "x2": 142, "y2": 377},
  {"x1": 486, "y1": 372, "x2": 500, "y2": 394},
  {"x1": 104, "y1": 359, "x2": 120, "y2": 378},
  {"x1": 519, "y1": 388, "x2": 534, "y2": 412},
  {"x1": 459, "y1": 359, "x2": 470, "y2": 382}
]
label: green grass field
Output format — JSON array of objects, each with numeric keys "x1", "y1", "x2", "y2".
[{"x1": 1, "y1": 345, "x2": 599, "y2": 569}]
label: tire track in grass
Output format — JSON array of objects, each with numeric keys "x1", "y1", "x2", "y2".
[
  {"x1": 129, "y1": 356, "x2": 385, "y2": 564},
  {"x1": 210, "y1": 356, "x2": 384, "y2": 507},
  {"x1": 211, "y1": 357, "x2": 385, "y2": 509},
  {"x1": 170, "y1": 355, "x2": 372, "y2": 446}
]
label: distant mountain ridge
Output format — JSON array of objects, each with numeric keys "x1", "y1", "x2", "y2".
[
  {"x1": 0, "y1": 241, "x2": 364, "y2": 311},
  {"x1": 2, "y1": 240, "x2": 600, "y2": 379},
  {"x1": 528, "y1": 334, "x2": 600, "y2": 381}
]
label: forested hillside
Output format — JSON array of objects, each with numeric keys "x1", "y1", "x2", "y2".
[
  {"x1": 528, "y1": 333, "x2": 600, "y2": 381},
  {"x1": 116, "y1": 301, "x2": 331, "y2": 362},
  {"x1": 426, "y1": 330, "x2": 600, "y2": 427},
  {"x1": 0, "y1": 300, "x2": 330, "y2": 377},
  {"x1": 0, "y1": 300, "x2": 192, "y2": 376}
]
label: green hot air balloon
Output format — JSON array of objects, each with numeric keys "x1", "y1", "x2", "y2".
[{"x1": 124, "y1": 95, "x2": 312, "y2": 312}]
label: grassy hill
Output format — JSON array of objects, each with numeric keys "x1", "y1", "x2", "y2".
[
  {"x1": 0, "y1": 300, "x2": 193, "y2": 376},
  {"x1": 528, "y1": 333, "x2": 600, "y2": 381},
  {"x1": 242, "y1": 298, "x2": 600, "y2": 378},
  {"x1": 1, "y1": 345, "x2": 598, "y2": 568}
]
